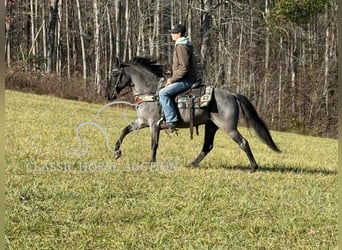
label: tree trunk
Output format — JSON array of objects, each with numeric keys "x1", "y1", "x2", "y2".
[
  {"x1": 65, "y1": 0, "x2": 70, "y2": 77},
  {"x1": 106, "y1": 3, "x2": 113, "y2": 79},
  {"x1": 278, "y1": 36, "x2": 283, "y2": 127},
  {"x1": 236, "y1": 16, "x2": 243, "y2": 93},
  {"x1": 123, "y1": 0, "x2": 130, "y2": 61},
  {"x1": 115, "y1": 0, "x2": 121, "y2": 58},
  {"x1": 148, "y1": 0, "x2": 154, "y2": 57},
  {"x1": 35, "y1": 0, "x2": 38, "y2": 54},
  {"x1": 248, "y1": 1, "x2": 254, "y2": 97},
  {"x1": 226, "y1": 7, "x2": 233, "y2": 90},
  {"x1": 323, "y1": 6, "x2": 329, "y2": 118},
  {"x1": 264, "y1": 0, "x2": 270, "y2": 108},
  {"x1": 42, "y1": 1, "x2": 47, "y2": 71},
  {"x1": 56, "y1": 1, "x2": 61, "y2": 75},
  {"x1": 154, "y1": 0, "x2": 161, "y2": 59},
  {"x1": 75, "y1": 0, "x2": 87, "y2": 82},
  {"x1": 93, "y1": 0, "x2": 101, "y2": 93},
  {"x1": 187, "y1": 0, "x2": 192, "y2": 40},
  {"x1": 136, "y1": 0, "x2": 144, "y2": 56},
  {"x1": 200, "y1": 0, "x2": 212, "y2": 69},
  {"x1": 47, "y1": 0, "x2": 59, "y2": 73},
  {"x1": 5, "y1": 6, "x2": 11, "y2": 67},
  {"x1": 30, "y1": 0, "x2": 36, "y2": 57},
  {"x1": 290, "y1": 30, "x2": 298, "y2": 114}
]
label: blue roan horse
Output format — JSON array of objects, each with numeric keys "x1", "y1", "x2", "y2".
[{"x1": 107, "y1": 57, "x2": 281, "y2": 172}]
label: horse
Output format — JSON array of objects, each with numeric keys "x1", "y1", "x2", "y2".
[{"x1": 106, "y1": 57, "x2": 281, "y2": 172}]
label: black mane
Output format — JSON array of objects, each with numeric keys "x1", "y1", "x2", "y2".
[{"x1": 129, "y1": 57, "x2": 165, "y2": 78}]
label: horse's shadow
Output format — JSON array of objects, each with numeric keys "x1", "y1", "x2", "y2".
[{"x1": 216, "y1": 164, "x2": 337, "y2": 176}]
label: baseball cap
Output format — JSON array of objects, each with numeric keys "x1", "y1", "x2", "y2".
[{"x1": 169, "y1": 24, "x2": 186, "y2": 35}]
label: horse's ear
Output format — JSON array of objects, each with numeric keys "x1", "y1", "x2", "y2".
[
  {"x1": 113, "y1": 57, "x2": 129, "y2": 68},
  {"x1": 113, "y1": 57, "x2": 121, "y2": 68}
]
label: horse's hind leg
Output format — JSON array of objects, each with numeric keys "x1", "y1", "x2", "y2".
[
  {"x1": 191, "y1": 121, "x2": 218, "y2": 167},
  {"x1": 114, "y1": 120, "x2": 146, "y2": 159},
  {"x1": 227, "y1": 129, "x2": 258, "y2": 172}
]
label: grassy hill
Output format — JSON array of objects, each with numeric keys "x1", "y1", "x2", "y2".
[{"x1": 5, "y1": 90, "x2": 337, "y2": 249}]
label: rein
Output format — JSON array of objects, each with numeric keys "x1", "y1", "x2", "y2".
[
  {"x1": 110, "y1": 68, "x2": 124, "y2": 99},
  {"x1": 132, "y1": 77, "x2": 165, "y2": 105}
]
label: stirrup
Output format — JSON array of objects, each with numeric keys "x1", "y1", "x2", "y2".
[
  {"x1": 158, "y1": 121, "x2": 178, "y2": 136},
  {"x1": 159, "y1": 122, "x2": 176, "y2": 131}
]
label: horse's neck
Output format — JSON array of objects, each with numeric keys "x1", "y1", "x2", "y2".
[{"x1": 130, "y1": 69, "x2": 160, "y2": 95}]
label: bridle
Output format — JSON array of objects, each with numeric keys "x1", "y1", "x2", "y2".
[
  {"x1": 110, "y1": 67, "x2": 130, "y2": 99},
  {"x1": 111, "y1": 67, "x2": 153, "y2": 97}
]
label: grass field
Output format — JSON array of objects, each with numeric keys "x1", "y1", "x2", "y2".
[{"x1": 5, "y1": 90, "x2": 337, "y2": 249}]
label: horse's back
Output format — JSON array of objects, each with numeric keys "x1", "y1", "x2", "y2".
[{"x1": 176, "y1": 87, "x2": 239, "y2": 128}]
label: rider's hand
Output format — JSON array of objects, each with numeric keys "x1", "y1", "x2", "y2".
[{"x1": 166, "y1": 78, "x2": 172, "y2": 86}]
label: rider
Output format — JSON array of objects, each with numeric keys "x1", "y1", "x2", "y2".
[{"x1": 159, "y1": 24, "x2": 199, "y2": 131}]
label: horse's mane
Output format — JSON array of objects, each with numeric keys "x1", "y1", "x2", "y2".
[{"x1": 128, "y1": 57, "x2": 165, "y2": 78}]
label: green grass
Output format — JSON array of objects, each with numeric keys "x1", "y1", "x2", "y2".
[{"x1": 5, "y1": 90, "x2": 337, "y2": 249}]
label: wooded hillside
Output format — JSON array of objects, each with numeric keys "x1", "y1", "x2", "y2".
[{"x1": 5, "y1": 0, "x2": 338, "y2": 137}]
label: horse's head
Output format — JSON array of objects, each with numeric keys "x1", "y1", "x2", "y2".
[
  {"x1": 106, "y1": 57, "x2": 132, "y2": 100},
  {"x1": 107, "y1": 56, "x2": 168, "y2": 100}
]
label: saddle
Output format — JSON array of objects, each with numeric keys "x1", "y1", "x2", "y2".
[
  {"x1": 134, "y1": 81, "x2": 214, "y2": 139},
  {"x1": 174, "y1": 83, "x2": 214, "y2": 139},
  {"x1": 175, "y1": 83, "x2": 213, "y2": 109}
]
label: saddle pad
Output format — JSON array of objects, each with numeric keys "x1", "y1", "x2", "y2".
[{"x1": 175, "y1": 85, "x2": 214, "y2": 109}]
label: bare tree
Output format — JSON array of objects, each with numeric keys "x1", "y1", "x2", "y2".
[
  {"x1": 4, "y1": 0, "x2": 338, "y2": 137},
  {"x1": 323, "y1": 6, "x2": 330, "y2": 118},
  {"x1": 263, "y1": 0, "x2": 270, "y2": 108},
  {"x1": 200, "y1": 0, "x2": 212, "y2": 66},
  {"x1": 42, "y1": 0, "x2": 47, "y2": 71},
  {"x1": 153, "y1": 0, "x2": 161, "y2": 58},
  {"x1": 93, "y1": 0, "x2": 101, "y2": 93},
  {"x1": 65, "y1": 0, "x2": 70, "y2": 77},
  {"x1": 75, "y1": 0, "x2": 86, "y2": 82},
  {"x1": 106, "y1": 2, "x2": 113, "y2": 79},
  {"x1": 114, "y1": 0, "x2": 121, "y2": 58},
  {"x1": 30, "y1": 0, "x2": 36, "y2": 57},
  {"x1": 5, "y1": 0, "x2": 13, "y2": 67},
  {"x1": 47, "y1": 0, "x2": 59, "y2": 73},
  {"x1": 123, "y1": 0, "x2": 130, "y2": 61}
]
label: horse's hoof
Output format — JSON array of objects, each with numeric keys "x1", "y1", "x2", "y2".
[
  {"x1": 250, "y1": 164, "x2": 258, "y2": 173},
  {"x1": 114, "y1": 150, "x2": 122, "y2": 159},
  {"x1": 189, "y1": 162, "x2": 199, "y2": 168}
]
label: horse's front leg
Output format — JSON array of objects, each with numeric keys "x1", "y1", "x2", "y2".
[
  {"x1": 150, "y1": 122, "x2": 161, "y2": 162},
  {"x1": 114, "y1": 120, "x2": 145, "y2": 159}
]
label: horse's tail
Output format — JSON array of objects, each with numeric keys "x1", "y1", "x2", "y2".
[{"x1": 235, "y1": 94, "x2": 281, "y2": 153}]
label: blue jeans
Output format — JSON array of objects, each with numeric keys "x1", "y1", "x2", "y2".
[{"x1": 159, "y1": 80, "x2": 193, "y2": 124}]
